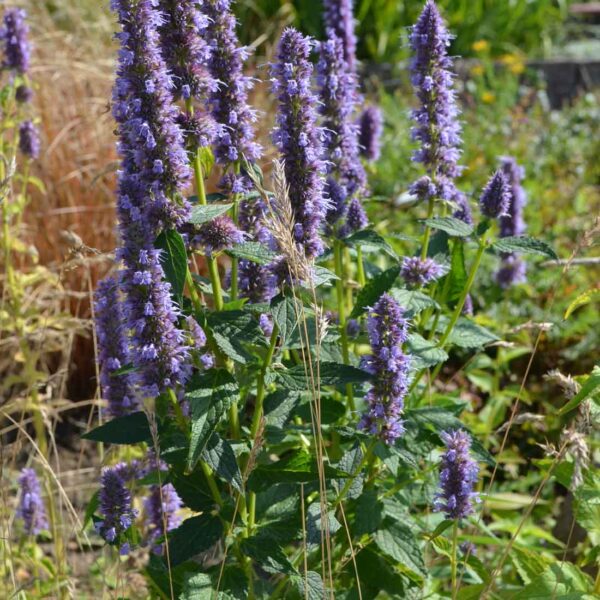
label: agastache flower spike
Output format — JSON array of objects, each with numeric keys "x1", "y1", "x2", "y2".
[
  {"x1": 94, "y1": 276, "x2": 138, "y2": 417},
  {"x1": 358, "y1": 105, "x2": 383, "y2": 162},
  {"x1": 18, "y1": 120, "x2": 40, "y2": 159},
  {"x1": 409, "y1": 1, "x2": 463, "y2": 203},
  {"x1": 112, "y1": 0, "x2": 191, "y2": 396},
  {"x1": 1, "y1": 8, "x2": 31, "y2": 74},
  {"x1": 479, "y1": 170, "x2": 510, "y2": 219},
  {"x1": 96, "y1": 463, "x2": 138, "y2": 548},
  {"x1": 322, "y1": 0, "x2": 358, "y2": 72},
  {"x1": 203, "y1": 0, "x2": 261, "y2": 187},
  {"x1": 191, "y1": 214, "x2": 245, "y2": 256},
  {"x1": 271, "y1": 28, "x2": 327, "y2": 258},
  {"x1": 358, "y1": 293, "x2": 411, "y2": 444},
  {"x1": 144, "y1": 483, "x2": 182, "y2": 554},
  {"x1": 16, "y1": 468, "x2": 48, "y2": 535},
  {"x1": 401, "y1": 256, "x2": 444, "y2": 287},
  {"x1": 452, "y1": 190, "x2": 473, "y2": 225},
  {"x1": 434, "y1": 430, "x2": 479, "y2": 519},
  {"x1": 158, "y1": 0, "x2": 215, "y2": 100}
]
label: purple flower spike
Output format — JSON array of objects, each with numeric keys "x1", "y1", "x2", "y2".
[
  {"x1": 323, "y1": 0, "x2": 358, "y2": 72},
  {"x1": 358, "y1": 293, "x2": 411, "y2": 445},
  {"x1": 203, "y1": 0, "x2": 261, "y2": 180},
  {"x1": 272, "y1": 28, "x2": 327, "y2": 259},
  {"x1": 192, "y1": 214, "x2": 245, "y2": 256},
  {"x1": 96, "y1": 463, "x2": 138, "y2": 547},
  {"x1": 479, "y1": 170, "x2": 510, "y2": 219},
  {"x1": 1, "y1": 8, "x2": 31, "y2": 74},
  {"x1": 94, "y1": 276, "x2": 138, "y2": 417},
  {"x1": 158, "y1": 0, "x2": 215, "y2": 101},
  {"x1": 358, "y1": 106, "x2": 383, "y2": 162},
  {"x1": 144, "y1": 483, "x2": 182, "y2": 554},
  {"x1": 17, "y1": 468, "x2": 48, "y2": 535},
  {"x1": 452, "y1": 190, "x2": 473, "y2": 225},
  {"x1": 401, "y1": 256, "x2": 444, "y2": 287},
  {"x1": 497, "y1": 255, "x2": 527, "y2": 288},
  {"x1": 434, "y1": 430, "x2": 479, "y2": 520},
  {"x1": 409, "y1": 1, "x2": 463, "y2": 203},
  {"x1": 345, "y1": 196, "x2": 368, "y2": 233},
  {"x1": 18, "y1": 120, "x2": 40, "y2": 159}
]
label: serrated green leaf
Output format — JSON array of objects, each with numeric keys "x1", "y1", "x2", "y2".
[
  {"x1": 390, "y1": 288, "x2": 439, "y2": 316},
  {"x1": 166, "y1": 514, "x2": 223, "y2": 567},
  {"x1": 344, "y1": 229, "x2": 398, "y2": 258},
  {"x1": 155, "y1": 229, "x2": 188, "y2": 298},
  {"x1": 271, "y1": 294, "x2": 301, "y2": 348},
  {"x1": 291, "y1": 571, "x2": 325, "y2": 600},
  {"x1": 312, "y1": 266, "x2": 339, "y2": 287},
  {"x1": 275, "y1": 362, "x2": 371, "y2": 391},
  {"x1": 306, "y1": 502, "x2": 341, "y2": 546},
  {"x1": 181, "y1": 573, "x2": 213, "y2": 600},
  {"x1": 493, "y1": 235, "x2": 558, "y2": 260},
  {"x1": 333, "y1": 443, "x2": 364, "y2": 499},
  {"x1": 82, "y1": 411, "x2": 151, "y2": 445},
  {"x1": 353, "y1": 490, "x2": 384, "y2": 535},
  {"x1": 374, "y1": 519, "x2": 426, "y2": 578},
  {"x1": 448, "y1": 238, "x2": 468, "y2": 304},
  {"x1": 207, "y1": 310, "x2": 267, "y2": 364},
  {"x1": 241, "y1": 534, "x2": 296, "y2": 575},
  {"x1": 423, "y1": 216, "x2": 474, "y2": 237},
  {"x1": 511, "y1": 563, "x2": 594, "y2": 599},
  {"x1": 351, "y1": 265, "x2": 401, "y2": 318},
  {"x1": 510, "y1": 546, "x2": 554, "y2": 585},
  {"x1": 407, "y1": 333, "x2": 449, "y2": 369},
  {"x1": 448, "y1": 318, "x2": 500, "y2": 348},
  {"x1": 202, "y1": 433, "x2": 243, "y2": 493},
  {"x1": 264, "y1": 388, "x2": 301, "y2": 429},
  {"x1": 186, "y1": 369, "x2": 239, "y2": 469},
  {"x1": 189, "y1": 203, "x2": 233, "y2": 225},
  {"x1": 226, "y1": 241, "x2": 277, "y2": 265}
]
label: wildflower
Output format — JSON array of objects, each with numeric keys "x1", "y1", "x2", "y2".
[
  {"x1": 112, "y1": 0, "x2": 191, "y2": 396},
  {"x1": 481, "y1": 91, "x2": 496, "y2": 104},
  {"x1": 345, "y1": 196, "x2": 368, "y2": 234},
  {"x1": 186, "y1": 315, "x2": 207, "y2": 350},
  {"x1": 434, "y1": 430, "x2": 479, "y2": 520},
  {"x1": 358, "y1": 293, "x2": 411, "y2": 445},
  {"x1": 1, "y1": 8, "x2": 30, "y2": 74},
  {"x1": 271, "y1": 28, "x2": 327, "y2": 259},
  {"x1": 409, "y1": 1, "x2": 463, "y2": 203},
  {"x1": 191, "y1": 214, "x2": 245, "y2": 256},
  {"x1": 496, "y1": 255, "x2": 527, "y2": 288},
  {"x1": 322, "y1": 0, "x2": 358, "y2": 72},
  {"x1": 317, "y1": 32, "x2": 367, "y2": 236},
  {"x1": 94, "y1": 276, "x2": 138, "y2": 417},
  {"x1": 203, "y1": 0, "x2": 261, "y2": 188},
  {"x1": 143, "y1": 483, "x2": 182, "y2": 554},
  {"x1": 16, "y1": 468, "x2": 48, "y2": 535},
  {"x1": 18, "y1": 120, "x2": 40, "y2": 159},
  {"x1": 96, "y1": 463, "x2": 138, "y2": 547},
  {"x1": 358, "y1": 105, "x2": 383, "y2": 162},
  {"x1": 479, "y1": 170, "x2": 510, "y2": 219},
  {"x1": 452, "y1": 190, "x2": 473, "y2": 225},
  {"x1": 177, "y1": 111, "x2": 218, "y2": 150},
  {"x1": 471, "y1": 39, "x2": 489, "y2": 53},
  {"x1": 158, "y1": 0, "x2": 215, "y2": 101},
  {"x1": 401, "y1": 256, "x2": 444, "y2": 287}
]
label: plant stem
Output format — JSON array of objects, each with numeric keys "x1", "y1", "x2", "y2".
[
  {"x1": 420, "y1": 196, "x2": 435, "y2": 259},
  {"x1": 333, "y1": 240, "x2": 355, "y2": 412},
  {"x1": 356, "y1": 246, "x2": 366, "y2": 287},
  {"x1": 451, "y1": 520, "x2": 459, "y2": 600},
  {"x1": 334, "y1": 441, "x2": 375, "y2": 507}
]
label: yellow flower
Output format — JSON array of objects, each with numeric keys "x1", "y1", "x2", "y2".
[
  {"x1": 509, "y1": 61, "x2": 525, "y2": 75},
  {"x1": 481, "y1": 91, "x2": 496, "y2": 104},
  {"x1": 472, "y1": 40, "x2": 489, "y2": 53},
  {"x1": 500, "y1": 53, "x2": 525, "y2": 74},
  {"x1": 470, "y1": 64, "x2": 484, "y2": 77}
]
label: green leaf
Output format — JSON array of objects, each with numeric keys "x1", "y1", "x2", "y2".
[
  {"x1": 312, "y1": 266, "x2": 339, "y2": 287},
  {"x1": 557, "y1": 365, "x2": 600, "y2": 415},
  {"x1": 181, "y1": 573, "x2": 214, "y2": 600},
  {"x1": 169, "y1": 465, "x2": 215, "y2": 512},
  {"x1": 82, "y1": 491, "x2": 99, "y2": 530},
  {"x1": 447, "y1": 239, "x2": 468, "y2": 304},
  {"x1": 390, "y1": 288, "x2": 439, "y2": 317},
  {"x1": 344, "y1": 229, "x2": 398, "y2": 258},
  {"x1": 241, "y1": 534, "x2": 296, "y2": 575},
  {"x1": 509, "y1": 546, "x2": 554, "y2": 585},
  {"x1": 353, "y1": 490, "x2": 384, "y2": 535},
  {"x1": 186, "y1": 369, "x2": 239, "y2": 469},
  {"x1": 511, "y1": 563, "x2": 594, "y2": 599},
  {"x1": 263, "y1": 389, "x2": 301, "y2": 429},
  {"x1": 564, "y1": 287, "x2": 600, "y2": 319},
  {"x1": 276, "y1": 362, "x2": 371, "y2": 391},
  {"x1": 198, "y1": 146, "x2": 215, "y2": 179},
  {"x1": 166, "y1": 514, "x2": 223, "y2": 567},
  {"x1": 226, "y1": 241, "x2": 277, "y2": 265},
  {"x1": 423, "y1": 216, "x2": 473, "y2": 237},
  {"x1": 291, "y1": 572, "x2": 325, "y2": 600},
  {"x1": 447, "y1": 318, "x2": 500, "y2": 348},
  {"x1": 374, "y1": 519, "x2": 426, "y2": 579},
  {"x1": 189, "y1": 203, "x2": 233, "y2": 225},
  {"x1": 271, "y1": 294, "x2": 301, "y2": 348},
  {"x1": 82, "y1": 411, "x2": 151, "y2": 445},
  {"x1": 334, "y1": 443, "x2": 364, "y2": 500},
  {"x1": 406, "y1": 333, "x2": 448, "y2": 369},
  {"x1": 493, "y1": 235, "x2": 558, "y2": 260},
  {"x1": 207, "y1": 310, "x2": 267, "y2": 364},
  {"x1": 155, "y1": 229, "x2": 188, "y2": 298},
  {"x1": 202, "y1": 433, "x2": 243, "y2": 493},
  {"x1": 350, "y1": 265, "x2": 401, "y2": 318},
  {"x1": 306, "y1": 502, "x2": 341, "y2": 546}
]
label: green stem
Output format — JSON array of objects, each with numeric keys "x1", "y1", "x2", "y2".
[
  {"x1": 356, "y1": 246, "x2": 366, "y2": 288},
  {"x1": 451, "y1": 520, "x2": 459, "y2": 600},
  {"x1": 420, "y1": 196, "x2": 435, "y2": 259},
  {"x1": 333, "y1": 241, "x2": 355, "y2": 412}
]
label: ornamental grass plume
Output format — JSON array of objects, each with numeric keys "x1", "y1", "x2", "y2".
[
  {"x1": 497, "y1": 156, "x2": 527, "y2": 286},
  {"x1": 271, "y1": 28, "x2": 327, "y2": 259},
  {"x1": 94, "y1": 276, "x2": 138, "y2": 417},
  {"x1": 144, "y1": 483, "x2": 182, "y2": 553},
  {"x1": 96, "y1": 463, "x2": 138, "y2": 549},
  {"x1": 401, "y1": 256, "x2": 444, "y2": 287},
  {"x1": 317, "y1": 32, "x2": 367, "y2": 236},
  {"x1": 358, "y1": 105, "x2": 383, "y2": 162},
  {"x1": 434, "y1": 430, "x2": 479, "y2": 519},
  {"x1": 322, "y1": 0, "x2": 358, "y2": 72},
  {"x1": 1, "y1": 8, "x2": 30, "y2": 74},
  {"x1": 409, "y1": 1, "x2": 463, "y2": 203},
  {"x1": 358, "y1": 293, "x2": 411, "y2": 444},
  {"x1": 16, "y1": 468, "x2": 48, "y2": 536},
  {"x1": 203, "y1": 0, "x2": 261, "y2": 189},
  {"x1": 18, "y1": 120, "x2": 40, "y2": 159},
  {"x1": 112, "y1": 0, "x2": 191, "y2": 397},
  {"x1": 479, "y1": 170, "x2": 510, "y2": 219}
]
